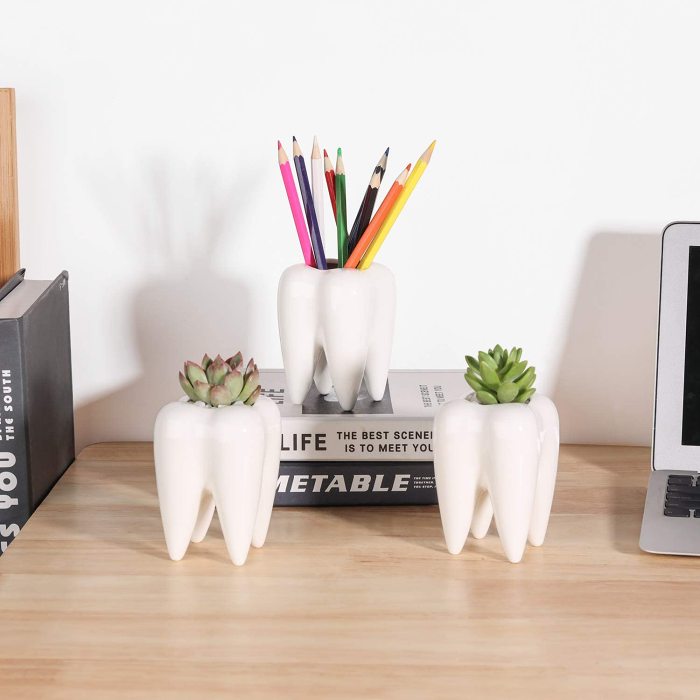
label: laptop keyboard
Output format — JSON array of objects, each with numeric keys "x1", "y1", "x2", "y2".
[{"x1": 664, "y1": 474, "x2": 700, "y2": 517}]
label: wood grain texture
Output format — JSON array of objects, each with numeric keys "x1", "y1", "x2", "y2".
[
  {"x1": 0, "y1": 443, "x2": 698, "y2": 699},
  {"x1": 0, "y1": 88, "x2": 19, "y2": 285}
]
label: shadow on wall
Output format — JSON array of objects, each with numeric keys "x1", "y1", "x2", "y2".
[
  {"x1": 75, "y1": 160, "x2": 260, "y2": 450},
  {"x1": 552, "y1": 231, "x2": 661, "y2": 446}
]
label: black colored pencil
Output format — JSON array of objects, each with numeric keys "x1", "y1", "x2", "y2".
[
  {"x1": 293, "y1": 137, "x2": 327, "y2": 270},
  {"x1": 347, "y1": 147, "x2": 389, "y2": 254}
]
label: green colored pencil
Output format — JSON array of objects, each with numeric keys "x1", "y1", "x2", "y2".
[{"x1": 335, "y1": 148, "x2": 348, "y2": 266}]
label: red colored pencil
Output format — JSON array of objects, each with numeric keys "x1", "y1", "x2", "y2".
[{"x1": 323, "y1": 148, "x2": 337, "y2": 218}]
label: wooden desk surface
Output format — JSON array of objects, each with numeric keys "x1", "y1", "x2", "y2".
[{"x1": 0, "y1": 443, "x2": 698, "y2": 699}]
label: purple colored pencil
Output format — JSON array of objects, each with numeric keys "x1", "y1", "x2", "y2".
[{"x1": 292, "y1": 137, "x2": 327, "y2": 270}]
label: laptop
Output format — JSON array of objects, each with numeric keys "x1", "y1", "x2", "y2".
[{"x1": 640, "y1": 222, "x2": 700, "y2": 555}]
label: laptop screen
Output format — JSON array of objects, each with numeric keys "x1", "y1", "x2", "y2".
[{"x1": 682, "y1": 245, "x2": 700, "y2": 444}]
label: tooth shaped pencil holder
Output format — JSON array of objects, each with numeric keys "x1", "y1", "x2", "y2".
[{"x1": 278, "y1": 262, "x2": 396, "y2": 411}]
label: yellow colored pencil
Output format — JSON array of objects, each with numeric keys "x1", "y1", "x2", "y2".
[{"x1": 358, "y1": 140, "x2": 436, "y2": 270}]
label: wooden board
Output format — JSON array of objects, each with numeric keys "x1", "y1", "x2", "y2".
[
  {"x1": 0, "y1": 443, "x2": 698, "y2": 699},
  {"x1": 0, "y1": 88, "x2": 19, "y2": 286}
]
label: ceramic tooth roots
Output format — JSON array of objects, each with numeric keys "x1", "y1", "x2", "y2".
[
  {"x1": 154, "y1": 395, "x2": 281, "y2": 565},
  {"x1": 433, "y1": 394, "x2": 559, "y2": 563},
  {"x1": 277, "y1": 263, "x2": 395, "y2": 410}
]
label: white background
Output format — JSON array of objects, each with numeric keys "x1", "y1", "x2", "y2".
[{"x1": 2, "y1": 0, "x2": 697, "y2": 449}]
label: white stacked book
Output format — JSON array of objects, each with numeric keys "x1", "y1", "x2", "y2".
[{"x1": 259, "y1": 370, "x2": 466, "y2": 505}]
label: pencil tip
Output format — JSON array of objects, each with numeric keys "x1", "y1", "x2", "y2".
[
  {"x1": 323, "y1": 148, "x2": 329, "y2": 157},
  {"x1": 397, "y1": 163, "x2": 411, "y2": 183},
  {"x1": 277, "y1": 143, "x2": 288, "y2": 163},
  {"x1": 421, "y1": 140, "x2": 436, "y2": 163},
  {"x1": 293, "y1": 136, "x2": 298, "y2": 142},
  {"x1": 335, "y1": 148, "x2": 345, "y2": 174},
  {"x1": 385, "y1": 147, "x2": 390, "y2": 155}
]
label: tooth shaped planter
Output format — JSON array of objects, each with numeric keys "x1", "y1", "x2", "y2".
[
  {"x1": 433, "y1": 394, "x2": 559, "y2": 564},
  {"x1": 153, "y1": 395, "x2": 281, "y2": 566},
  {"x1": 278, "y1": 263, "x2": 396, "y2": 410}
]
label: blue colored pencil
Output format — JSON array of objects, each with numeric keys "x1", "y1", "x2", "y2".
[{"x1": 292, "y1": 137, "x2": 327, "y2": 270}]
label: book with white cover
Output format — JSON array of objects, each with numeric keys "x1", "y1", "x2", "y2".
[{"x1": 259, "y1": 369, "x2": 465, "y2": 461}]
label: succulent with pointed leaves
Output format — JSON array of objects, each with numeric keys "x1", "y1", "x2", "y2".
[
  {"x1": 464, "y1": 345, "x2": 536, "y2": 405},
  {"x1": 178, "y1": 352, "x2": 261, "y2": 407}
]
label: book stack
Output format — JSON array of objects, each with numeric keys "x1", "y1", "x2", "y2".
[{"x1": 260, "y1": 369, "x2": 466, "y2": 506}]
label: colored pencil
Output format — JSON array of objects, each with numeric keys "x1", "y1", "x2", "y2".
[
  {"x1": 278, "y1": 140, "x2": 315, "y2": 267},
  {"x1": 335, "y1": 148, "x2": 348, "y2": 266},
  {"x1": 347, "y1": 147, "x2": 389, "y2": 254},
  {"x1": 292, "y1": 137, "x2": 327, "y2": 270},
  {"x1": 378, "y1": 147, "x2": 389, "y2": 178},
  {"x1": 357, "y1": 141, "x2": 435, "y2": 270},
  {"x1": 324, "y1": 149, "x2": 337, "y2": 218},
  {"x1": 311, "y1": 135, "x2": 325, "y2": 246},
  {"x1": 344, "y1": 163, "x2": 411, "y2": 269}
]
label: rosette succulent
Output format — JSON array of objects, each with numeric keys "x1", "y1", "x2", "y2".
[
  {"x1": 464, "y1": 345, "x2": 536, "y2": 405},
  {"x1": 178, "y1": 352, "x2": 261, "y2": 407}
]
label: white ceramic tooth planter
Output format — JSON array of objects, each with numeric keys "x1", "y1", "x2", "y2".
[
  {"x1": 153, "y1": 395, "x2": 281, "y2": 566},
  {"x1": 433, "y1": 394, "x2": 559, "y2": 564},
  {"x1": 278, "y1": 262, "x2": 396, "y2": 411}
]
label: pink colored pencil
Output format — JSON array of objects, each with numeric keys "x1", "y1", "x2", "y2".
[{"x1": 278, "y1": 140, "x2": 315, "y2": 266}]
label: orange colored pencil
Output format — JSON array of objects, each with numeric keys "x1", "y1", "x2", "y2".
[{"x1": 344, "y1": 163, "x2": 411, "y2": 269}]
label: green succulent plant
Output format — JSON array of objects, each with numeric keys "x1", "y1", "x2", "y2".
[
  {"x1": 178, "y1": 352, "x2": 261, "y2": 407},
  {"x1": 464, "y1": 345, "x2": 536, "y2": 405}
]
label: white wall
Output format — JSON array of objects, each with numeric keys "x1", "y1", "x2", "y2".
[{"x1": 3, "y1": 0, "x2": 698, "y2": 449}]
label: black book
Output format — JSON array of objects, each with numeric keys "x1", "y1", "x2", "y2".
[
  {"x1": 274, "y1": 460, "x2": 437, "y2": 506},
  {"x1": 0, "y1": 270, "x2": 74, "y2": 553}
]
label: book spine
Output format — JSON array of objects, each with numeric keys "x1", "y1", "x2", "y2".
[
  {"x1": 280, "y1": 417, "x2": 434, "y2": 461},
  {"x1": 0, "y1": 318, "x2": 30, "y2": 553},
  {"x1": 274, "y1": 460, "x2": 437, "y2": 506}
]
